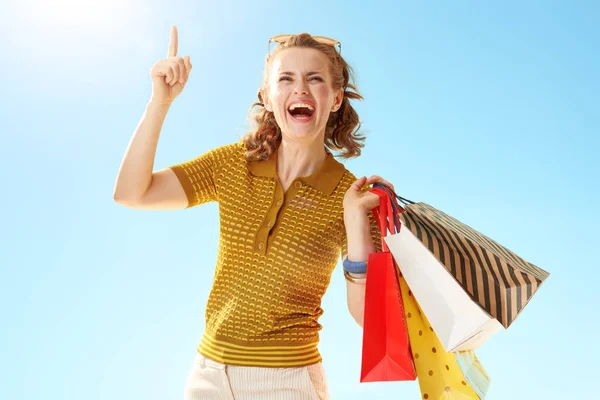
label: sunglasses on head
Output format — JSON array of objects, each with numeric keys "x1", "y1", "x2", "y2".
[{"x1": 268, "y1": 34, "x2": 342, "y2": 55}]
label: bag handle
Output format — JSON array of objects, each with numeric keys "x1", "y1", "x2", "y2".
[
  {"x1": 370, "y1": 187, "x2": 397, "y2": 252},
  {"x1": 372, "y1": 183, "x2": 411, "y2": 231},
  {"x1": 373, "y1": 182, "x2": 415, "y2": 206}
]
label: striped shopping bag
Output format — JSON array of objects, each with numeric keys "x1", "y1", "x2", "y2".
[{"x1": 374, "y1": 183, "x2": 550, "y2": 350}]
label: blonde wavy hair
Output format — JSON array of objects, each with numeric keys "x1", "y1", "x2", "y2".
[{"x1": 242, "y1": 33, "x2": 366, "y2": 162}]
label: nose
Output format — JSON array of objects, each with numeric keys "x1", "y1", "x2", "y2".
[{"x1": 294, "y1": 82, "x2": 309, "y2": 95}]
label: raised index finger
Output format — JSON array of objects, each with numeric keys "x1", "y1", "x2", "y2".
[{"x1": 168, "y1": 25, "x2": 178, "y2": 57}]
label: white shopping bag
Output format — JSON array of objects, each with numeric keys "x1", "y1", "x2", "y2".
[{"x1": 385, "y1": 226, "x2": 503, "y2": 352}]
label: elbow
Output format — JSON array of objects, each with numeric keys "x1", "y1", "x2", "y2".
[
  {"x1": 352, "y1": 313, "x2": 364, "y2": 328},
  {"x1": 113, "y1": 190, "x2": 140, "y2": 208},
  {"x1": 346, "y1": 285, "x2": 366, "y2": 328},
  {"x1": 113, "y1": 175, "x2": 153, "y2": 208},
  {"x1": 348, "y1": 303, "x2": 365, "y2": 328},
  {"x1": 113, "y1": 189, "x2": 127, "y2": 205},
  {"x1": 113, "y1": 190, "x2": 124, "y2": 204},
  {"x1": 113, "y1": 181, "x2": 147, "y2": 208}
]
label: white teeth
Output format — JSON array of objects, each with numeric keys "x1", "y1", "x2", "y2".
[{"x1": 288, "y1": 103, "x2": 315, "y2": 111}]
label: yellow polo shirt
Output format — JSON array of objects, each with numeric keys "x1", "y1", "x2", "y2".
[{"x1": 169, "y1": 141, "x2": 381, "y2": 367}]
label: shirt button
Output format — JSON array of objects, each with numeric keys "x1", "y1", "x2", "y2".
[
  {"x1": 294, "y1": 181, "x2": 302, "y2": 189},
  {"x1": 266, "y1": 220, "x2": 274, "y2": 228},
  {"x1": 276, "y1": 200, "x2": 283, "y2": 207},
  {"x1": 258, "y1": 242, "x2": 265, "y2": 250}
]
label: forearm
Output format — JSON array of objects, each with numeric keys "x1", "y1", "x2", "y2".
[
  {"x1": 344, "y1": 210, "x2": 376, "y2": 262},
  {"x1": 113, "y1": 100, "x2": 172, "y2": 202},
  {"x1": 344, "y1": 209, "x2": 376, "y2": 327}
]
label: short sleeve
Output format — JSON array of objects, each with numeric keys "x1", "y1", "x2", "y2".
[{"x1": 168, "y1": 143, "x2": 241, "y2": 208}]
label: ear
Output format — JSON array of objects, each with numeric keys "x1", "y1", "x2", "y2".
[
  {"x1": 259, "y1": 88, "x2": 273, "y2": 112},
  {"x1": 331, "y1": 88, "x2": 344, "y2": 112}
]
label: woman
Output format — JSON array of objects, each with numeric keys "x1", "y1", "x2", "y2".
[{"x1": 113, "y1": 26, "x2": 395, "y2": 400}]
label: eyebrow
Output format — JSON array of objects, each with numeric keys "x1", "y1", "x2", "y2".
[{"x1": 279, "y1": 71, "x2": 324, "y2": 76}]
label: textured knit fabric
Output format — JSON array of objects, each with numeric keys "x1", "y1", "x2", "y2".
[
  {"x1": 183, "y1": 351, "x2": 329, "y2": 399},
  {"x1": 169, "y1": 141, "x2": 381, "y2": 368}
]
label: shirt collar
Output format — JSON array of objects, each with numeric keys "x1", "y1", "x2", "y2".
[{"x1": 247, "y1": 147, "x2": 346, "y2": 196}]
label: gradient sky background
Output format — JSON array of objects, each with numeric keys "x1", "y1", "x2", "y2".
[{"x1": 1, "y1": 1, "x2": 598, "y2": 399}]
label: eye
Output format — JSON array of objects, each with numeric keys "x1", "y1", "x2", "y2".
[
  {"x1": 278, "y1": 76, "x2": 292, "y2": 82},
  {"x1": 310, "y1": 76, "x2": 324, "y2": 82}
]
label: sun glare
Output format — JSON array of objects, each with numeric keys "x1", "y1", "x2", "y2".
[
  {"x1": 10, "y1": 0, "x2": 153, "y2": 86},
  {"x1": 19, "y1": 0, "x2": 142, "y2": 34}
]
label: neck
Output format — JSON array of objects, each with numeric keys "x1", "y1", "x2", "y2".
[{"x1": 276, "y1": 139, "x2": 328, "y2": 182}]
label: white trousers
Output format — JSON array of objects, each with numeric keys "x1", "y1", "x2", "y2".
[{"x1": 183, "y1": 352, "x2": 330, "y2": 400}]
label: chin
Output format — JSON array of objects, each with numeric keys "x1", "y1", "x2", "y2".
[
  {"x1": 282, "y1": 118, "x2": 325, "y2": 140},
  {"x1": 283, "y1": 126, "x2": 324, "y2": 141}
]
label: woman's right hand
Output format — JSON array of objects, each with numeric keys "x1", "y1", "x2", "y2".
[{"x1": 150, "y1": 25, "x2": 192, "y2": 104}]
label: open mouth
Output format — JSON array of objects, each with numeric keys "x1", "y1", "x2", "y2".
[{"x1": 287, "y1": 103, "x2": 316, "y2": 122}]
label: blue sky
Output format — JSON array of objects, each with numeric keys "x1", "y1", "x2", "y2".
[{"x1": 1, "y1": 1, "x2": 598, "y2": 399}]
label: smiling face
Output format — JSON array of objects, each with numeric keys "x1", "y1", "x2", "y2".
[{"x1": 262, "y1": 47, "x2": 344, "y2": 144}]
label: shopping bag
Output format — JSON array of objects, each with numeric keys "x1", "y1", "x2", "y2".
[
  {"x1": 398, "y1": 265, "x2": 489, "y2": 399},
  {"x1": 375, "y1": 184, "x2": 550, "y2": 349},
  {"x1": 360, "y1": 188, "x2": 416, "y2": 382},
  {"x1": 455, "y1": 350, "x2": 491, "y2": 399},
  {"x1": 374, "y1": 184, "x2": 501, "y2": 351}
]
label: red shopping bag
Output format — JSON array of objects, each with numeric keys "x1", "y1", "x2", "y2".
[{"x1": 360, "y1": 188, "x2": 416, "y2": 382}]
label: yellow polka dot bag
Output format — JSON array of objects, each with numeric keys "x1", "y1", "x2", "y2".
[{"x1": 398, "y1": 267, "x2": 491, "y2": 399}]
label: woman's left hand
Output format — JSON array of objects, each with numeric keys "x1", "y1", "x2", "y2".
[{"x1": 343, "y1": 175, "x2": 395, "y2": 214}]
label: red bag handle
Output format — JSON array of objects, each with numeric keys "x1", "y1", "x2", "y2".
[
  {"x1": 370, "y1": 187, "x2": 396, "y2": 252},
  {"x1": 372, "y1": 183, "x2": 407, "y2": 233}
]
